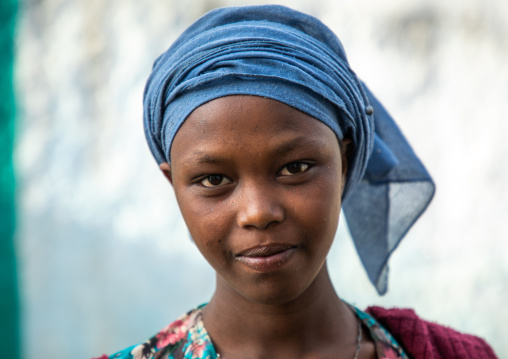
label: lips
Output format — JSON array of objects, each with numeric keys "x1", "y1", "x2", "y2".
[{"x1": 235, "y1": 244, "x2": 297, "y2": 272}]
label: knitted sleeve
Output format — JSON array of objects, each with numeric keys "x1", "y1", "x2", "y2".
[{"x1": 365, "y1": 306, "x2": 498, "y2": 359}]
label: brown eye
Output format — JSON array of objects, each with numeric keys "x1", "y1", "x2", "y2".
[
  {"x1": 280, "y1": 162, "x2": 309, "y2": 176},
  {"x1": 200, "y1": 175, "x2": 231, "y2": 188}
]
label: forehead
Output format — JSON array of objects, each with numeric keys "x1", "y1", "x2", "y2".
[{"x1": 170, "y1": 95, "x2": 339, "y2": 164}]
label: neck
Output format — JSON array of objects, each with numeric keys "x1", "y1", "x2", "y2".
[{"x1": 203, "y1": 265, "x2": 358, "y2": 358}]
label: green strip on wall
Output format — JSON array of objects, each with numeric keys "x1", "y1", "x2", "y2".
[{"x1": 0, "y1": 0, "x2": 19, "y2": 358}]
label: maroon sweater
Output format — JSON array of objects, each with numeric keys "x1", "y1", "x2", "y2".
[{"x1": 366, "y1": 306, "x2": 498, "y2": 359}]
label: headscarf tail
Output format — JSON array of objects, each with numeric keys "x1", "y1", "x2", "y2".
[{"x1": 343, "y1": 85, "x2": 435, "y2": 294}]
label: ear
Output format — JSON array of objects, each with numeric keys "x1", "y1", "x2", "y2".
[
  {"x1": 159, "y1": 162, "x2": 173, "y2": 185},
  {"x1": 340, "y1": 138, "x2": 352, "y2": 189}
]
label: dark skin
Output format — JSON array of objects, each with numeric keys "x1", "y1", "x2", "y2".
[{"x1": 160, "y1": 95, "x2": 376, "y2": 359}]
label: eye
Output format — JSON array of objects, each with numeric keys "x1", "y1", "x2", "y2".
[
  {"x1": 279, "y1": 162, "x2": 309, "y2": 176},
  {"x1": 200, "y1": 175, "x2": 232, "y2": 188}
]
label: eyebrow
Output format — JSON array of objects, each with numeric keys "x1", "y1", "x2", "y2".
[
  {"x1": 180, "y1": 135, "x2": 330, "y2": 166},
  {"x1": 182, "y1": 152, "x2": 226, "y2": 165},
  {"x1": 273, "y1": 135, "x2": 329, "y2": 156}
]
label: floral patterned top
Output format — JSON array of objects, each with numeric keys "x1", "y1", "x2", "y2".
[{"x1": 97, "y1": 303, "x2": 409, "y2": 359}]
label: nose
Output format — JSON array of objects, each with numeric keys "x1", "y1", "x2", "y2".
[{"x1": 236, "y1": 182, "x2": 284, "y2": 230}]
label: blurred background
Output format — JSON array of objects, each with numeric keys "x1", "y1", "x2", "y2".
[{"x1": 2, "y1": 0, "x2": 507, "y2": 357}]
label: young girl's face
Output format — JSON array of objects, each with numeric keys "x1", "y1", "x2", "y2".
[{"x1": 167, "y1": 95, "x2": 347, "y2": 305}]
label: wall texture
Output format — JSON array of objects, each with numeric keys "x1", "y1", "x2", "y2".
[{"x1": 15, "y1": 0, "x2": 508, "y2": 358}]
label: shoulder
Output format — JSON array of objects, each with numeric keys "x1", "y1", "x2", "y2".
[
  {"x1": 365, "y1": 306, "x2": 498, "y2": 359},
  {"x1": 97, "y1": 304, "x2": 213, "y2": 359}
]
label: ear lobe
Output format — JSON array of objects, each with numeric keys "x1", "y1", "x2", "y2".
[{"x1": 159, "y1": 162, "x2": 173, "y2": 185}]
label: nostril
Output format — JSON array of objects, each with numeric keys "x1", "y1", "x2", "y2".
[
  {"x1": 237, "y1": 202, "x2": 284, "y2": 230},
  {"x1": 238, "y1": 214, "x2": 283, "y2": 230}
]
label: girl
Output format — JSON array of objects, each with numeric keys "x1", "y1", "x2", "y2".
[{"x1": 98, "y1": 5, "x2": 496, "y2": 359}]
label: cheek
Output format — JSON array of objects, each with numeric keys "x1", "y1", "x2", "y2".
[
  {"x1": 295, "y1": 170, "x2": 343, "y2": 245},
  {"x1": 175, "y1": 192, "x2": 233, "y2": 264}
]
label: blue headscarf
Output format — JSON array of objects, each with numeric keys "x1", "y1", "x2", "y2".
[{"x1": 143, "y1": 5, "x2": 435, "y2": 295}]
